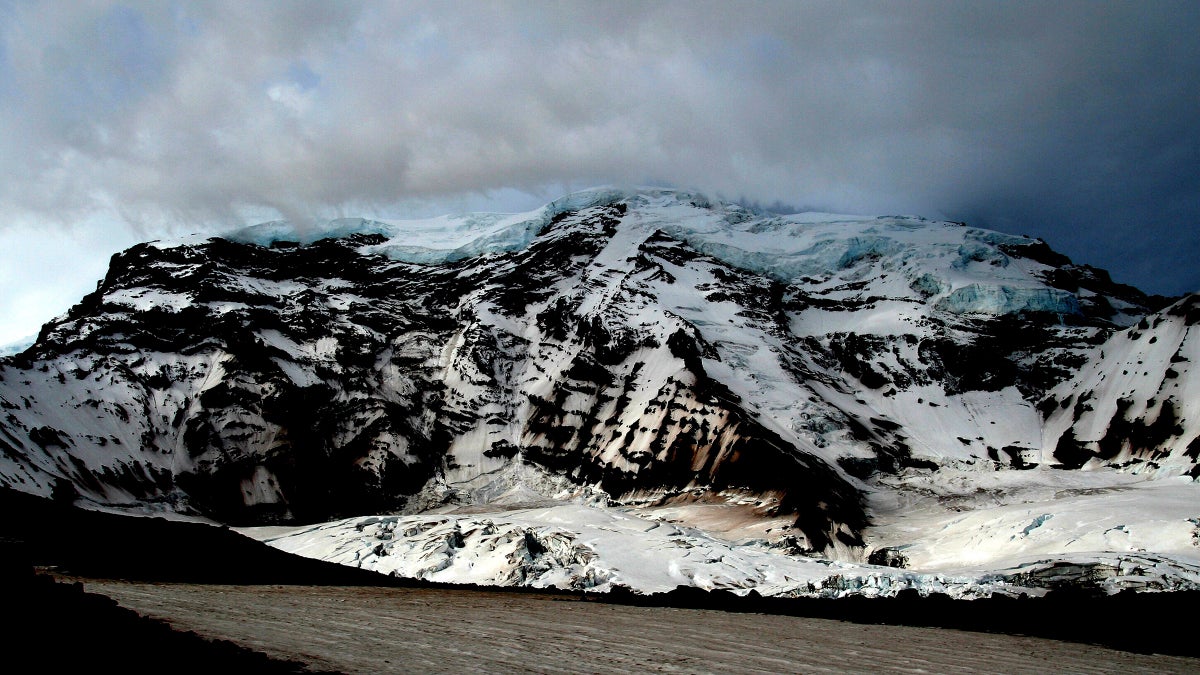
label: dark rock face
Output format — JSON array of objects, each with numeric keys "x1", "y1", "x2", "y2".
[
  {"x1": 0, "y1": 192, "x2": 1189, "y2": 553},
  {"x1": 3, "y1": 232, "x2": 471, "y2": 524}
]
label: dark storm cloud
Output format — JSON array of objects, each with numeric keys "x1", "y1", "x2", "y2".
[{"x1": 0, "y1": 0, "x2": 1197, "y2": 292}]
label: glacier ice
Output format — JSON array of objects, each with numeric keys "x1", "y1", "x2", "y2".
[
  {"x1": 215, "y1": 187, "x2": 1092, "y2": 323},
  {"x1": 935, "y1": 284, "x2": 1081, "y2": 316},
  {"x1": 222, "y1": 188, "x2": 635, "y2": 265}
]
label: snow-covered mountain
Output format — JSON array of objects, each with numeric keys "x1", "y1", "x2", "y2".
[{"x1": 2, "y1": 187, "x2": 1197, "y2": 596}]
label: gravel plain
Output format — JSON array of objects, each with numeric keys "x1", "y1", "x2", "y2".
[{"x1": 78, "y1": 579, "x2": 1200, "y2": 674}]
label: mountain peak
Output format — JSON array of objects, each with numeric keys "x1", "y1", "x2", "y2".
[{"x1": 2, "y1": 187, "x2": 1197, "y2": 598}]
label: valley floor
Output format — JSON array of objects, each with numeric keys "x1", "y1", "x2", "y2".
[{"x1": 75, "y1": 577, "x2": 1198, "y2": 674}]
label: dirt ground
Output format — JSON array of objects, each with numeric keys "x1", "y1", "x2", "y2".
[{"x1": 77, "y1": 579, "x2": 1199, "y2": 674}]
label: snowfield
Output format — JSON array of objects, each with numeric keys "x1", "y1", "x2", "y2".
[{"x1": 242, "y1": 467, "x2": 1200, "y2": 598}]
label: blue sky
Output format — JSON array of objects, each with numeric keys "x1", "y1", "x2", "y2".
[{"x1": 1, "y1": 1, "x2": 1198, "y2": 344}]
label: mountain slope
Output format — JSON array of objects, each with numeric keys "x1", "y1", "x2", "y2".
[
  {"x1": 1041, "y1": 294, "x2": 1200, "y2": 474},
  {"x1": 1, "y1": 187, "x2": 1196, "y2": 594}
]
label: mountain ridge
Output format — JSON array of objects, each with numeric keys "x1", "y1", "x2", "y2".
[{"x1": 2, "y1": 187, "x2": 1197, "y2": 596}]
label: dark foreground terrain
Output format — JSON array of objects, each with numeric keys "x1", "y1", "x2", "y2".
[
  {"x1": 57, "y1": 578, "x2": 1200, "y2": 674},
  {"x1": 3, "y1": 569, "x2": 325, "y2": 673},
  {"x1": 4, "y1": 488, "x2": 1200, "y2": 672}
]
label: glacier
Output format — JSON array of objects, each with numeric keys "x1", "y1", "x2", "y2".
[
  {"x1": 935, "y1": 284, "x2": 1081, "y2": 317},
  {"x1": 220, "y1": 187, "x2": 1101, "y2": 320},
  {"x1": 242, "y1": 469, "x2": 1200, "y2": 598}
]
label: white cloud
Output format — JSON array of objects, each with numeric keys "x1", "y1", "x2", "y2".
[{"x1": 0, "y1": 0, "x2": 1197, "y2": 341}]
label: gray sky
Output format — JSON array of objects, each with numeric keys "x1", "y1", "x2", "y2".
[{"x1": 1, "y1": 1, "x2": 1198, "y2": 344}]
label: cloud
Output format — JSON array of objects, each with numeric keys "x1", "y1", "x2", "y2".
[{"x1": 0, "y1": 1, "x2": 1197, "y2": 295}]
